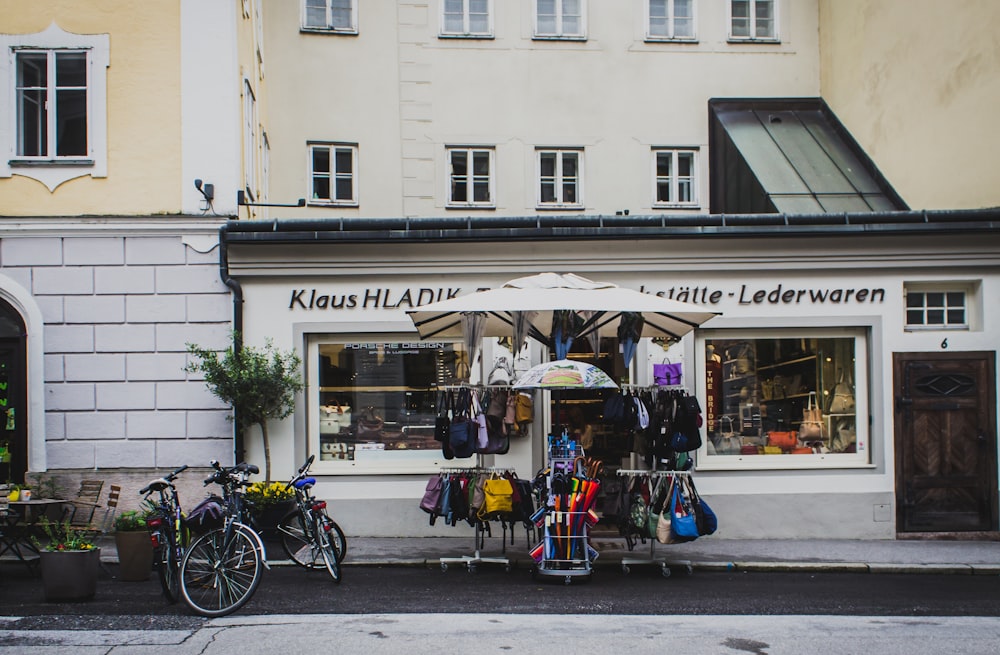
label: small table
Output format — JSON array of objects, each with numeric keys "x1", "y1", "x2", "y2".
[{"x1": 0, "y1": 499, "x2": 68, "y2": 572}]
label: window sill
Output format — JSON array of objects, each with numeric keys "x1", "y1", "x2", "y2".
[
  {"x1": 644, "y1": 37, "x2": 699, "y2": 44},
  {"x1": 10, "y1": 158, "x2": 94, "y2": 167},
  {"x1": 300, "y1": 27, "x2": 358, "y2": 36},
  {"x1": 727, "y1": 37, "x2": 781, "y2": 44},
  {"x1": 653, "y1": 203, "x2": 701, "y2": 210},
  {"x1": 536, "y1": 204, "x2": 584, "y2": 211},
  {"x1": 445, "y1": 204, "x2": 496, "y2": 210},
  {"x1": 438, "y1": 33, "x2": 495, "y2": 40},
  {"x1": 307, "y1": 200, "x2": 359, "y2": 208},
  {"x1": 904, "y1": 325, "x2": 969, "y2": 332},
  {"x1": 532, "y1": 35, "x2": 588, "y2": 42}
]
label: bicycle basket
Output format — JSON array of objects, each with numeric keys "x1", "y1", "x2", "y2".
[{"x1": 185, "y1": 495, "x2": 225, "y2": 534}]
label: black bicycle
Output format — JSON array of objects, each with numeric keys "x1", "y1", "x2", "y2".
[
  {"x1": 139, "y1": 464, "x2": 190, "y2": 603},
  {"x1": 277, "y1": 455, "x2": 346, "y2": 582},
  {"x1": 179, "y1": 461, "x2": 268, "y2": 617}
]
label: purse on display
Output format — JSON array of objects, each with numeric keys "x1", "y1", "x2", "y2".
[
  {"x1": 652, "y1": 358, "x2": 683, "y2": 386},
  {"x1": 356, "y1": 406, "x2": 384, "y2": 439},
  {"x1": 799, "y1": 391, "x2": 824, "y2": 440},
  {"x1": 767, "y1": 430, "x2": 797, "y2": 451},
  {"x1": 828, "y1": 368, "x2": 856, "y2": 414}
]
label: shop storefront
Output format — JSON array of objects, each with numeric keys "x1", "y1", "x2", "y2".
[{"x1": 223, "y1": 211, "x2": 999, "y2": 539}]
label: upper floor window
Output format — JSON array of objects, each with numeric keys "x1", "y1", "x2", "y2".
[
  {"x1": 0, "y1": 24, "x2": 110, "y2": 190},
  {"x1": 16, "y1": 50, "x2": 88, "y2": 159},
  {"x1": 441, "y1": 0, "x2": 493, "y2": 37},
  {"x1": 243, "y1": 80, "x2": 258, "y2": 200},
  {"x1": 303, "y1": 0, "x2": 357, "y2": 33},
  {"x1": 904, "y1": 286, "x2": 969, "y2": 330},
  {"x1": 729, "y1": 0, "x2": 778, "y2": 42},
  {"x1": 648, "y1": 0, "x2": 696, "y2": 41},
  {"x1": 537, "y1": 149, "x2": 583, "y2": 209},
  {"x1": 534, "y1": 0, "x2": 586, "y2": 40},
  {"x1": 653, "y1": 148, "x2": 698, "y2": 207},
  {"x1": 447, "y1": 147, "x2": 494, "y2": 208},
  {"x1": 309, "y1": 142, "x2": 358, "y2": 206}
]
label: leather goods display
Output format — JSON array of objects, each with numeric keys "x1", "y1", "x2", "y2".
[
  {"x1": 652, "y1": 359, "x2": 683, "y2": 386},
  {"x1": 799, "y1": 391, "x2": 824, "y2": 439},
  {"x1": 828, "y1": 368, "x2": 856, "y2": 414},
  {"x1": 767, "y1": 430, "x2": 797, "y2": 451}
]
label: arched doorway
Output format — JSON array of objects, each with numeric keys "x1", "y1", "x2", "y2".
[{"x1": 0, "y1": 299, "x2": 27, "y2": 484}]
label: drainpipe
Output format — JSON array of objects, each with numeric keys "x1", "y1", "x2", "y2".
[{"x1": 218, "y1": 224, "x2": 245, "y2": 464}]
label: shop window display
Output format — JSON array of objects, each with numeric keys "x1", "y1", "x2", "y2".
[
  {"x1": 703, "y1": 334, "x2": 862, "y2": 459},
  {"x1": 313, "y1": 342, "x2": 469, "y2": 465}
]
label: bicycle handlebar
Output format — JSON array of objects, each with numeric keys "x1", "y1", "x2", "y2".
[
  {"x1": 285, "y1": 455, "x2": 316, "y2": 490},
  {"x1": 139, "y1": 464, "x2": 190, "y2": 495}
]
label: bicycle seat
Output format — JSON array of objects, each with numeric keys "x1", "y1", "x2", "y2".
[
  {"x1": 141, "y1": 478, "x2": 170, "y2": 494},
  {"x1": 293, "y1": 477, "x2": 316, "y2": 490}
]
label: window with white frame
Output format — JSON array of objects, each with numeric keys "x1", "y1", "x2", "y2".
[
  {"x1": 0, "y1": 25, "x2": 110, "y2": 190},
  {"x1": 698, "y1": 328, "x2": 870, "y2": 471},
  {"x1": 534, "y1": 0, "x2": 586, "y2": 39},
  {"x1": 648, "y1": 0, "x2": 696, "y2": 40},
  {"x1": 729, "y1": 0, "x2": 777, "y2": 41},
  {"x1": 447, "y1": 147, "x2": 494, "y2": 207},
  {"x1": 441, "y1": 0, "x2": 493, "y2": 37},
  {"x1": 537, "y1": 149, "x2": 583, "y2": 208},
  {"x1": 243, "y1": 80, "x2": 258, "y2": 201},
  {"x1": 309, "y1": 143, "x2": 358, "y2": 205},
  {"x1": 904, "y1": 284, "x2": 970, "y2": 330},
  {"x1": 303, "y1": 0, "x2": 357, "y2": 33},
  {"x1": 653, "y1": 148, "x2": 698, "y2": 206}
]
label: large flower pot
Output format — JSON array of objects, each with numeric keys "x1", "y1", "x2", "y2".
[
  {"x1": 39, "y1": 548, "x2": 101, "y2": 602},
  {"x1": 114, "y1": 531, "x2": 154, "y2": 581}
]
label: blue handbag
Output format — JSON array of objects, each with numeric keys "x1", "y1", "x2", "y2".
[{"x1": 669, "y1": 482, "x2": 700, "y2": 542}]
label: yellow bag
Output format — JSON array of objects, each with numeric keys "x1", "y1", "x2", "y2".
[
  {"x1": 514, "y1": 392, "x2": 534, "y2": 425},
  {"x1": 478, "y1": 476, "x2": 514, "y2": 517}
]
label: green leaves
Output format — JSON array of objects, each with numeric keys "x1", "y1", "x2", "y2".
[{"x1": 185, "y1": 332, "x2": 304, "y2": 482}]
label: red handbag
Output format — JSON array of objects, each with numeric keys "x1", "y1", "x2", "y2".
[
  {"x1": 767, "y1": 431, "x2": 797, "y2": 451},
  {"x1": 739, "y1": 444, "x2": 760, "y2": 455}
]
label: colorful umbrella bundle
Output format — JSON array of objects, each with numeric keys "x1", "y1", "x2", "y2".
[{"x1": 541, "y1": 457, "x2": 604, "y2": 562}]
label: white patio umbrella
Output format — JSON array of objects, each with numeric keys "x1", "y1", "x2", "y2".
[{"x1": 406, "y1": 272, "x2": 720, "y2": 353}]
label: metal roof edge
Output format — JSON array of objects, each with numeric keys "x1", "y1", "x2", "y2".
[{"x1": 220, "y1": 209, "x2": 1000, "y2": 245}]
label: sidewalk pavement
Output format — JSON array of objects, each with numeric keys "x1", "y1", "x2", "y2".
[{"x1": 95, "y1": 532, "x2": 1000, "y2": 576}]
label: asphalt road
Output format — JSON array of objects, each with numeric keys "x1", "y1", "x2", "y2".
[{"x1": 2, "y1": 563, "x2": 999, "y2": 630}]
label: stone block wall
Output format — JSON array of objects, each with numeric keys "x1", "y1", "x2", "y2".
[{"x1": 1, "y1": 229, "x2": 235, "y2": 477}]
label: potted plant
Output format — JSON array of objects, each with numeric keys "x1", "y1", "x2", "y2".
[
  {"x1": 113, "y1": 509, "x2": 154, "y2": 582},
  {"x1": 186, "y1": 332, "x2": 304, "y2": 483},
  {"x1": 244, "y1": 480, "x2": 296, "y2": 534},
  {"x1": 31, "y1": 518, "x2": 100, "y2": 602}
]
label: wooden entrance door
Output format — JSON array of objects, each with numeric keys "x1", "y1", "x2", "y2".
[{"x1": 894, "y1": 352, "x2": 997, "y2": 533}]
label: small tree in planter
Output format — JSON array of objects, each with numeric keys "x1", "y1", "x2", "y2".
[
  {"x1": 186, "y1": 334, "x2": 303, "y2": 483},
  {"x1": 114, "y1": 509, "x2": 154, "y2": 582}
]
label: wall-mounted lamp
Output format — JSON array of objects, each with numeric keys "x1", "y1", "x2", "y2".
[
  {"x1": 237, "y1": 190, "x2": 306, "y2": 208},
  {"x1": 194, "y1": 179, "x2": 215, "y2": 201}
]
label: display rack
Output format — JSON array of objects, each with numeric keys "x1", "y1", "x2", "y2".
[
  {"x1": 617, "y1": 469, "x2": 694, "y2": 578},
  {"x1": 438, "y1": 464, "x2": 513, "y2": 573},
  {"x1": 531, "y1": 437, "x2": 599, "y2": 585}
]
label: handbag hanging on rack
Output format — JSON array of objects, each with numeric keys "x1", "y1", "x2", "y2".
[
  {"x1": 799, "y1": 391, "x2": 824, "y2": 440},
  {"x1": 828, "y1": 368, "x2": 856, "y2": 414},
  {"x1": 652, "y1": 358, "x2": 683, "y2": 386}
]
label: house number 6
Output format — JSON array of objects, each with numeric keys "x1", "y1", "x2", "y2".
[{"x1": 941, "y1": 338, "x2": 948, "y2": 349}]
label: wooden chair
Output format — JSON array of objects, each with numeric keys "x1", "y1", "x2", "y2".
[
  {"x1": 65, "y1": 480, "x2": 105, "y2": 528},
  {"x1": 99, "y1": 485, "x2": 121, "y2": 533}
]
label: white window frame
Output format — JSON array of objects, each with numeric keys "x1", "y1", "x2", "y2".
[
  {"x1": 903, "y1": 282, "x2": 973, "y2": 332},
  {"x1": 302, "y1": 0, "x2": 358, "y2": 34},
  {"x1": 308, "y1": 142, "x2": 359, "y2": 206},
  {"x1": 533, "y1": 0, "x2": 587, "y2": 40},
  {"x1": 307, "y1": 336, "x2": 469, "y2": 475},
  {"x1": 728, "y1": 0, "x2": 779, "y2": 42},
  {"x1": 440, "y1": 0, "x2": 494, "y2": 38},
  {"x1": 647, "y1": 0, "x2": 697, "y2": 41},
  {"x1": 242, "y1": 79, "x2": 258, "y2": 201},
  {"x1": 0, "y1": 24, "x2": 109, "y2": 191},
  {"x1": 536, "y1": 148, "x2": 584, "y2": 209},
  {"x1": 446, "y1": 146, "x2": 495, "y2": 208},
  {"x1": 696, "y1": 327, "x2": 871, "y2": 471},
  {"x1": 652, "y1": 148, "x2": 699, "y2": 208}
]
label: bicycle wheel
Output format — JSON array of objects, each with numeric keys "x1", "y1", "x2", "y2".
[
  {"x1": 179, "y1": 525, "x2": 263, "y2": 617},
  {"x1": 278, "y1": 510, "x2": 324, "y2": 569},
  {"x1": 318, "y1": 513, "x2": 347, "y2": 564},
  {"x1": 314, "y1": 516, "x2": 341, "y2": 583},
  {"x1": 156, "y1": 540, "x2": 181, "y2": 603}
]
